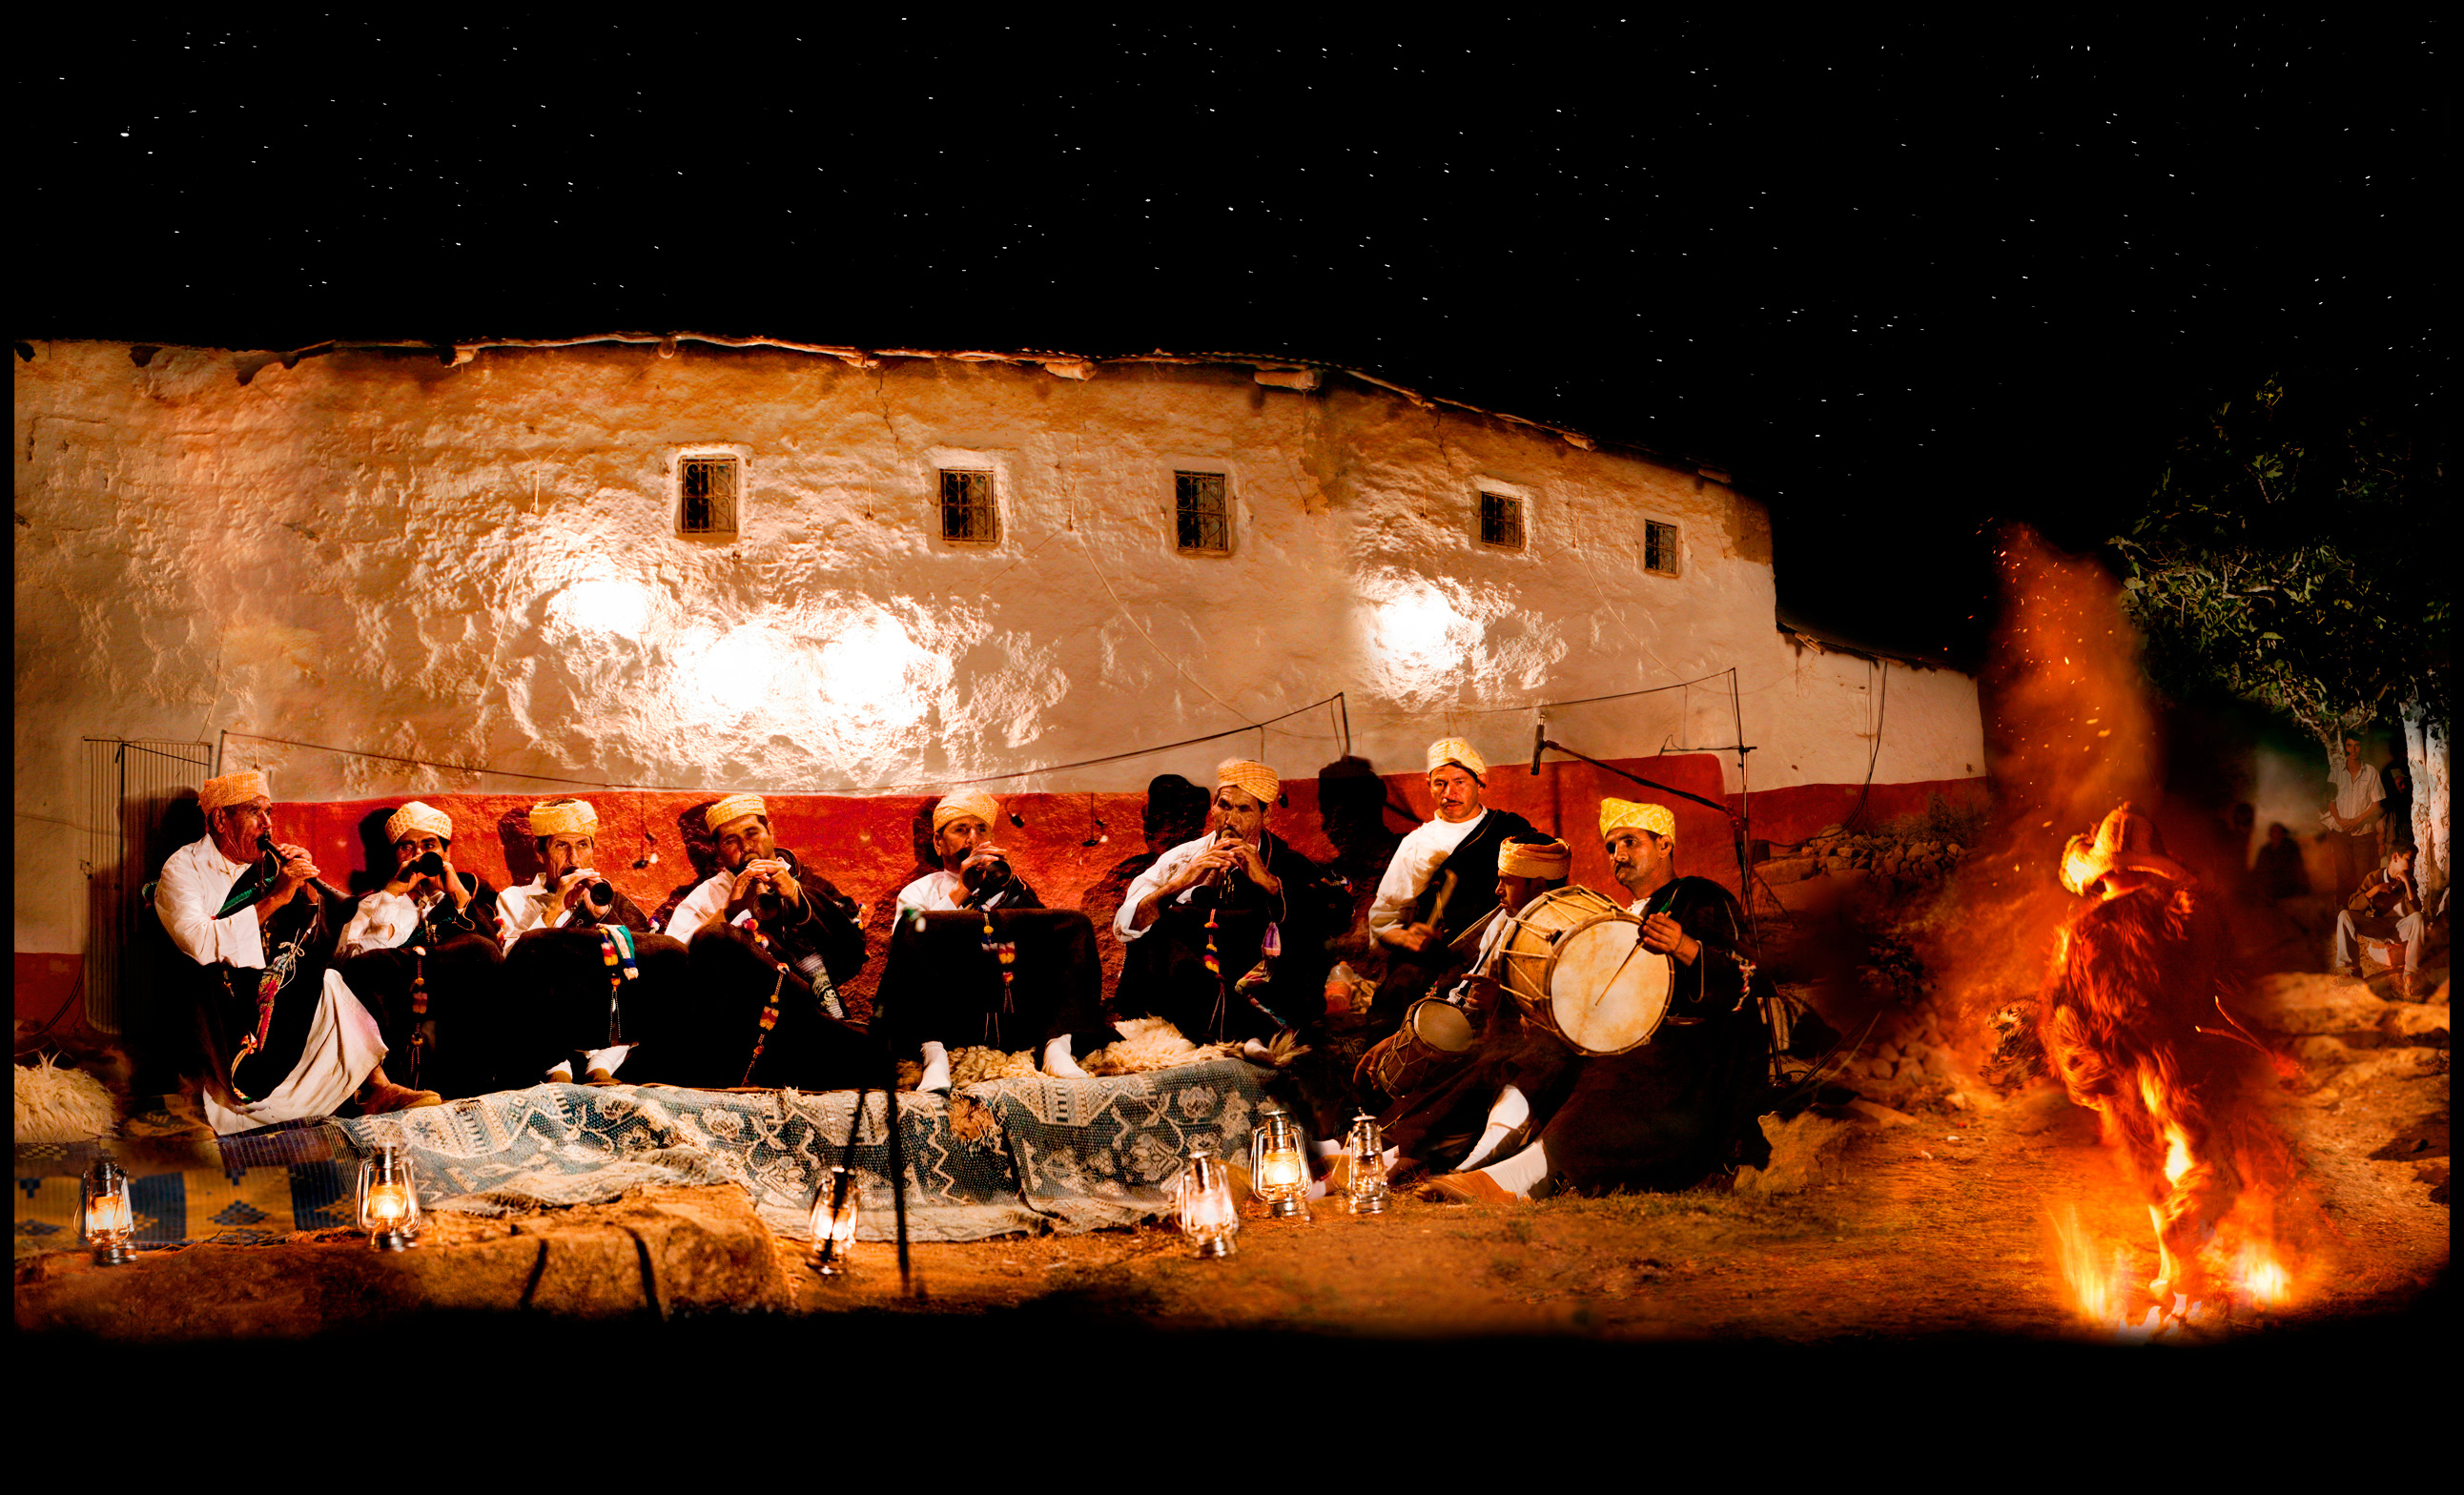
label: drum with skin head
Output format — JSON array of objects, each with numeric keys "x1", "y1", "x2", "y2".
[
  {"x1": 1495, "y1": 886, "x2": 1673, "y2": 1055},
  {"x1": 1355, "y1": 994, "x2": 1479, "y2": 1101}
]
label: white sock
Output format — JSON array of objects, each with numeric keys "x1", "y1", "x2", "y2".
[
  {"x1": 1041, "y1": 1035, "x2": 1088, "y2": 1078},
  {"x1": 544, "y1": 1061, "x2": 574, "y2": 1082},
  {"x1": 587, "y1": 1044, "x2": 631, "y2": 1078},
  {"x1": 1241, "y1": 1037, "x2": 1274, "y2": 1063},
  {"x1": 1459, "y1": 1085, "x2": 1530, "y2": 1171},
  {"x1": 1479, "y1": 1139, "x2": 1550, "y2": 1199},
  {"x1": 918, "y1": 1041, "x2": 952, "y2": 1095}
]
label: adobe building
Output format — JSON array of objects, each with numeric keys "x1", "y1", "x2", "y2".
[{"x1": 13, "y1": 335, "x2": 1985, "y2": 1025}]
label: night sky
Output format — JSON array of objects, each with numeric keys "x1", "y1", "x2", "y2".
[{"x1": 24, "y1": 17, "x2": 2443, "y2": 664}]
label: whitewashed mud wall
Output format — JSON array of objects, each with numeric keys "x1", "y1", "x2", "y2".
[{"x1": 13, "y1": 339, "x2": 1983, "y2": 950}]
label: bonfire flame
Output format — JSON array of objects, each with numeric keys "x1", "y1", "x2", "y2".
[{"x1": 2040, "y1": 804, "x2": 2298, "y2": 1336}]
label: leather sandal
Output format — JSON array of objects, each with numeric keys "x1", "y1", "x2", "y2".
[{"x1": 1421, "y1": 1170, "x2": 1521, "y2": 1205}]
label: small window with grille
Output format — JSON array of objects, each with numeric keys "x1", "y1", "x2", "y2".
[
  {"x1": 678, "y1": 457, "x2": 739, "y2": 538},
  {"x1": 1645, "y1": 519, "x2": 1681, "y2": 577},
  {"x1": 1478, "y1": 490, "x2": 1526, "y2": 550},
  {"x1": 1175, "y1": 471, "x2": 1231, "y2": 555},
  {"x1": 939, "y1": 469, "x2": 999, "y2": 543}
]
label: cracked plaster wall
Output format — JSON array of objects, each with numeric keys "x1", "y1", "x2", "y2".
[{"x1": 14, "y1": 339, "x2": 1981, "y2": 951}]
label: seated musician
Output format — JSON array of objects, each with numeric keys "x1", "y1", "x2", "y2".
[
  {"x1": 1358, "y1": 833, "x2": 1570, "y2": 1110},
  {"x1": 1365, "y1": 739, "x2": 1535, "y2": 1029},
  {"x1": 895, "y1": 790, "x2": 1043, "y2": 915},
  {"x1": 637, "y1": 794, "x2": 879, "y2": 1090},
  {"x1": 153, "y1": 771, "x2": 437, "y2": 1133},
  {"x1": 492, "y1": 797, "x2": 685, "y2": 1091},
  {"x1": 1413, "y1": 800, "x2": 1766, "y2": 1202},
  {"x1": 1115, "y1": 759, "x2": 1348, "y2": 1048},
  {"x1": 496, "y1": 797, "x2": 659, "y2": 939},
  {"x1": 2335, "y1": 843, "x2": 2427, "y2": 1000},
  {"x1": 878, "y1": 789, "x2": 1091, "y2": 1093},
  {"x1": 332, "y1": 801, "x2": 504, "y2": 1096}
]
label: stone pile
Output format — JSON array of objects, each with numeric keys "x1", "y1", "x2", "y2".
[
  {"x1": 1760, "y1": 824, "x2": 1969, "y2": 891},
  {"x1": 1835, "y1": 1005, "x2": 1968, "y2": 1107},
  {"x1": 2247, "y1": 971, "x2": 2452, "y2": 1109}
]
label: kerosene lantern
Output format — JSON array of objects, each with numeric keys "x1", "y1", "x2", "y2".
[
  {"x1": 1343, "y1": 1112, "x2": 1390, "y2": 1215},
  {"x1": 354, "y1": 1143, "x2": 422, "y2": 1251},
  {"x1": 1248, "y1": 1102, "x2": 1311, "y2": 1219},
  {"x1": 811, "y1": 1164, "x2": 862, "y2": 1275},
  {"x1": 1174, "y1": 1143, "x2": 1241, "y2": 1259},
  {"x1": 80, "y1": 1157, "x2": 137, "y2": 1266}
]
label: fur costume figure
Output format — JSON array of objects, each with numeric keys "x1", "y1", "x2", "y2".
[{"x1": 2038, "y1": 804, "x2": 2288, "y2": 1304}]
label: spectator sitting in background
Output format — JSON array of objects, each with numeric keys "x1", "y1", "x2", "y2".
[
  {"x1": 2335, "y1": 844, "x2": 2427, "y2": 1001},
  {"x1": 2251, "y1": 822, "x2": 2310, "y2": 901}
]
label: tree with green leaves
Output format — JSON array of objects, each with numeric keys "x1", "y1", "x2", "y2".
[{"x1": 2110, "y1": 379, "x2": 2449, "y2": 900}]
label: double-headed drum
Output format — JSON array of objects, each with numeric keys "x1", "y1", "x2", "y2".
[
  {"x1": 1494, "y1": 887, "x2": 1673, "y2": 1055},
  {"x1": 1355, "y1": 995, "x2": 1479, "y2": 1103}
]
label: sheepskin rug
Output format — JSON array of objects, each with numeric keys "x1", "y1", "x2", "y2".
[
  {"x1": 15, "y1": 1054, "x2": 119, "y2": 1142},
  {"x1": 893, "y1": 1018, "x2": 1248, "y2": 1089}
]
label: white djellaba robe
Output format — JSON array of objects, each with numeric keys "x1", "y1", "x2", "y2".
[
  {"x1": 1365, "y1": 809, "x2": 1492, "y2": 937},
  {"x1": 496, "y1": 874, "x2": 588, "y2": 940},
  {"x1": 893, "y1": 869, "x2": 1025, "y2": 916},
  {"x1": 154, "y1": 835, "x2": 387, "y2": 1136}
]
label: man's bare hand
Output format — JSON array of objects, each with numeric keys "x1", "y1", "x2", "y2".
[
  {"x1": 556, "y1": 869, "x2": 608, "y2": 913},
  {"x1": 734, "y1": 858, "x2": 802, "y2": 909},
  {"x1": 1381, "y1": 921, "x2": 1437, "y2": 953},
  {"x1": 1641, "y1": 912, "x2": 1700, "y2": 965}
]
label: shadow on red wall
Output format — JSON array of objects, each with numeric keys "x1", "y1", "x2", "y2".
[{"x1": 251, "y1": 758, "x2": 1984, "y2": 1019}]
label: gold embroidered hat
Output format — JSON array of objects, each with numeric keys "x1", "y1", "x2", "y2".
[
  {"x1": 932, "y1": 789, "x2": 1002, "y2": 838},
  {"x1": 1599, "y1": 798, "x2": 1675, "y2": 840},
  {"x1": 528, "y1": 798, "x2": 599, "y2": 838},
  {"x1": 198, "y1": 770, "x2": 270, "y2": 814},
  {"x1": 704, "y1": 793, "x2": 769, "y2": 833},
  {"x1": 384, "y1": 801, "x2": 453, "y2": 844},
  {"x1": 1498, "y1": 837, "x2": 1573, "y2": 879},
  {"x1": 1215, "y1": 759, "x2": 1281, "y2": 808}
]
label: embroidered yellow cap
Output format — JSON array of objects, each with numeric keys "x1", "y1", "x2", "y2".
[{"x1": 1599, "y1": 798, "x2": 1675, "y2": 839}]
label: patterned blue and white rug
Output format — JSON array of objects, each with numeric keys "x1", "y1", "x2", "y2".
[{"x1": 15, "y1": 1060, "x2": 1284, "y2": 1253}]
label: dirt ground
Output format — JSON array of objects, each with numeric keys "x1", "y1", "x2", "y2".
[{"x1": 746, "y1": 952, "x2": 2446, "y2": 1343}]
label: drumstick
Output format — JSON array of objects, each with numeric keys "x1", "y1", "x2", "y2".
[
  {"x1": 1586, "y1": 941, "x2": 1649, "y2": 1014},
  {"x1": 1446, "y1": 904, "x2": 1503, "y2": 952}
]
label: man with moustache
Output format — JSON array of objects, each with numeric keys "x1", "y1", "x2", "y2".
[
  {"x1": 332, "y1": 801, "x2": 503, "y2": 1093},
  {"x1": 646, "y1": 794, "x2": 877, "y2": 1089},
  {"x1": 1419, "y1": 799, "x2": 1767, "y2": 1201},
  {"x1": 1365, "y1": 738, "x2": 1535, "y2": 1028}
]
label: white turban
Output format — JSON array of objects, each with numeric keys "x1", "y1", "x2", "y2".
[{"x1": 1427, "y1": 738, "x2": 1489, "y2": 782}]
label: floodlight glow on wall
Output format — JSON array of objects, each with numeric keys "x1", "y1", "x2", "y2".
[{"x1": 550, "y1": 577, "x2": 653, "y2": 637}]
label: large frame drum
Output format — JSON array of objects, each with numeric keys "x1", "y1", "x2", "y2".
[{"x1": 1494, "y1": 887, "x2": 1673, "y2": 1055}]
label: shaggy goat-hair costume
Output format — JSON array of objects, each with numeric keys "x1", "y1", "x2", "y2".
[{"x1": 15, "y1": 1054, "x2": 118, "y2": 1142}]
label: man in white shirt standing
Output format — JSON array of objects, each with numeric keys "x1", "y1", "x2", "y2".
[
  {"x1": 1365, "y1": 738, "x2": 1535, "y2": 1029},
  {"x1": 2321, "y1": 734, "x2": 2385, "y2": 906},
  {"x1": 153, "y1": 770, "x2": 436, "y2": 1134}
]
